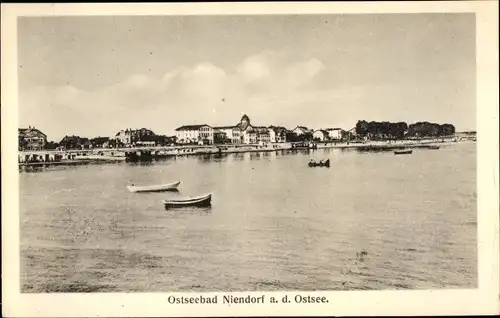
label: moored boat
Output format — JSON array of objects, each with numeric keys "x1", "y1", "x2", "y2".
[
  {"x1": 162, "y1": 193, "x2": 212, "y2": 208},
  {"x1": 308, "y1": 159, "x2": 330, "y2": 167},
  {"x1": 127, "y1": 181, "x2": 180, "y2": 193},
  {"x1": 427, "y1": 145, "x2": 440, "y2": 149},
  {"x1": 394, "y1": 149, "x2": 413, "y2": 155}
]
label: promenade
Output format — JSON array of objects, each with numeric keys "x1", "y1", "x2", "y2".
[{"x1": 18, "y1": 137, "x2": 467, "y2": 167}]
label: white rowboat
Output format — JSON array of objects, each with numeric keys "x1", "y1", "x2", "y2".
[
  {"x1": 162, "y1": 193, "x2": 212, "y2": 208},
  {"x1": 127, "y1": 181, "x2": 180, "y2": 193}
]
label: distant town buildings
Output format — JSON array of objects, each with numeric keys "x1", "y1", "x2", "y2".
[
  {"x1": 90, "y1": 137, "x2": 110, "y2": 149},
  {"x1": 268, "y1": 126, "x2": 287, "y2": 143},
  {"x1": 59, "y1": 135, "x2": 91, "y2": 150},
  {"x1": 175, "y1": 115, "x2": 276, "y2": 145},
  {"x1": 114, "y1": 128, "x2": 155, "y2": 146},
  {"x1": 175, "y1": 125, "x2": 214, "y2": 145},
  {"x1": 18, "y1": 126, "x2": 47, "y2": 150},
  {"x1": 24, "y1": 115, "x2": 449, "y2": 151},
  {"x1": 213, "y1": 126, "x2": 242, "y2": 144},
  {"x1": 292, "y1": 126, "x2": 313, "y2": 136},
  {"x1": 173, "y1": 114, "x2": 353, "y2": 145},
  {"x1": 325, "y1": 128, "x2": 345, "y2": 140},
  {"x1": 313, "y1": 129, "x2": 329, "y2": 142}
]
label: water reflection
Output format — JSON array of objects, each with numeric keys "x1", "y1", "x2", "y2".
[
  {"x1": 232, "y1": 153, "x2": 245, "y2": 161},
  {"x1": 249, "y1": 152, "x2": 262, "y2": 160},
  {"x1": 163, "y1": 206, "x2": 212, "y2": 216}
]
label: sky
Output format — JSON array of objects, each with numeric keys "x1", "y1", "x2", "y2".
[{"x1": 18, "y1": 14, "x2": 476, "y2": 141}]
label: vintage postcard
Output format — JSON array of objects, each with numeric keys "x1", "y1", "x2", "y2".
[{"x1": 1, "y1": 1, "x2": 499, "y2": 317}]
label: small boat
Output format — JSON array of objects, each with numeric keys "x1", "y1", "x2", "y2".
[
  {"x1": 427, "y1": 145, "x2": 440, "y2": 149},
  {"x1": 127, "y1": 181, "x2": 180, "y2": 193},
  {"x1": 394, "y1": 149, "x2": 413, "y2": 155},
  {"x1": 162, "y1": 193, "x2": 212, "y2": 208},
  {"x1": 308, "y1": 159, "x2": 330, "y2": 167}
]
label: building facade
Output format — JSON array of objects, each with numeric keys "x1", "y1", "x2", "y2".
[
  {"x1": 59, "y1": 135, "x2": 91, "y2": 150},
  {"x1": 114, "y1": 128, "x2": 156, "y2": 146},
  {"x1": 213, "y1": 126, "x2": 242, "y2": 144},
  {"x1": 326, "y1": 128, "x2": 345, "y2": 140},
  {"x1": 175, "y1": 114, "x2": 290, "y2": 145},
  {"x1": 18, "y1": 126, "x2": 47, "y2": 151},
  {"x1": 243, "y1": 129, "x2": 258, "y2": 144},
  {"x1": 293, "y1": 126, "x2": 312, "y2": 136},
  {"x1": 90, "y1": 137, "x2": 110, "y2": 148},
  {"x1": 313, "y1": 130, "x2": 329, "y2": 141},
  {"x1": 175, "y1": 125, "x2": 214, "y2": 145},
  {"x1": 253, "y1": 126, "x2": 271, "y2": 144},
  {"x1": 268, "y1": 126, "x2": 288, "y2": 143}
]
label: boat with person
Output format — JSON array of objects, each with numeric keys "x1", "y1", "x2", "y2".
[
  {"x1": 394, "y1": 149, "x2": 413, "y2": 155},
  {"x1": 162, "y1": 193, "x2": 212, "y2": 208},
  {"x1": 308, "y1": 159, "x2": 330, "y2": 167},
  {"x1": 127, "y1": 181, "x2": 180, "y2": 193}
]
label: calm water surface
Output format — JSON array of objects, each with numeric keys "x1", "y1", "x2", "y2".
[{"x1": 20, "y1": 143, "x2": 477, "y2": 292}]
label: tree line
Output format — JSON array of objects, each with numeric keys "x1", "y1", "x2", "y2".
[{"x1": 355, "y1": 120, "x2": 455, "y2": 139}]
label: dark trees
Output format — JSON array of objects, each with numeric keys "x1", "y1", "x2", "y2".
[{"x1": 355, "y1": 120, "x2": 454, "y2": 139}]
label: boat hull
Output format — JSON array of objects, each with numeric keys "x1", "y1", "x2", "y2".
[
  {"x1": 308, "y1": 163, "x2": 330, "y2": 167},
  {"x1": 127, "y1": 181, "x2": 180, "y2": 193},
  {"x1": 394, "y1": 150, "x2": 413, "y2": 155},
  {"x1": 162, "y1": 194, "x2": 212, "y2": 208},
  {"x1": 308, "y1": 159, "x2": 330, "y2": 167}
]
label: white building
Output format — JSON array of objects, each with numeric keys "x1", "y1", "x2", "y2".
[
  {"x1": 268, "y1": 126, "x2": 288, "y2": 143},
  {"x1": 292, "y1": 126, "x2": 311, "y2": 136},
  {"x1": 114, "y1": 128, "x2": 155, "y2": 146},
  {"x1": 253, "y1": 126, "x2": 270, "y2": 144},
  {"x1": 213, "y1": 126, "x2": 242, "y2": 144},
  {"x1": 235, "y1": 114, "x2": 271, "y2": 145},
  {"x1": 115, "y1": 129, "x2": 132, "y2": 145},
  {"x1": 326, "y1": 128, "x2": 345, "y2": 140},
  {"x1": 175, "y1": 125, "x2": 214, "y2": 144},
  {"x1": 243, "y1": 129, "x2": 257, "y2": 144},
  {"x1": 313, "y1": 129, "x2": 329, "y2": 141}
]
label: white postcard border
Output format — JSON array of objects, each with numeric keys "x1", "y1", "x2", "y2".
[{"x1": 2, "y1": 2, "x2": 498, "y2": 317}]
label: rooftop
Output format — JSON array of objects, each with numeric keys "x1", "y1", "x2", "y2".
[
  {"x1": 18, "y1": 127, "x2": 47, "y2": 137},
  {"x1": 214, "y1": 125, "x2": 239, "y2": 130},
  {"x1": 175, "y1": 124, "x2": 212, "y2": 131},
  {"x1": 315, "y1": 129, "x2": 329, "y2": 134}
]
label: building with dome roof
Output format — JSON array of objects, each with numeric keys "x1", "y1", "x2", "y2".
[{"x1": 235, "y1": 114, "x2": 272, "y2": 144}]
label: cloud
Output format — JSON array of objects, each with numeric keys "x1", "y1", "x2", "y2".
[
  {"x1": 20, "y1": 51, "x2": 332, "y2": 140},
  {"x1": 236, "y1": 51, "x2": 325, "y2": 93}
]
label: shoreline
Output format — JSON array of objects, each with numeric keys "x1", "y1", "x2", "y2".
[{"x1": 18, "y1": 139, "x2": 474, "y2": 168}]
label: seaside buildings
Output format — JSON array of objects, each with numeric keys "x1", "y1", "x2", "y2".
[
  {"x1": 292, "y1": 126, "x2": 313, "y2": 136},
  {"x1": 59, "y1": 135, "x2": 91, "y2": 150},
  {"x1": 213, "y1": 126, "x2": 242, "y2": 144},
  {"x1": 111, "y1": 128, "x2": 174, "y2": 147},
  {"x1": 19, "y1": 114, "x2": 361, "y2": 151},
  {"x1": 114, "y1": 128, "x2": 156, "y2": 146},
  {"x1": 313, "y1": 130, "x2": 330, "y2": 142},
  {"x1": 235, "y1": 115, "x2": 272, "y2": 145},
  {"x1": 175, "y1": 115, "x2": 276, "y2": 146},
  {"x1": 310, "y1": 128, "x2": 347, "y2": 142},
  {"x1": 268, "y1": 126, "x2": 288, "y2": 143},
  {"x1": 90, "y1": 137, "x2": 110, "y2": 148},
  {"x1": 325, "y1": 128, "x2": 345, "y2": 140},
  {"x1": 175, "y1": 125, "x2": 214, "y2": 145},
  {"x1": 18, "y1": 126, "x2": 47, "y2": 151}
]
